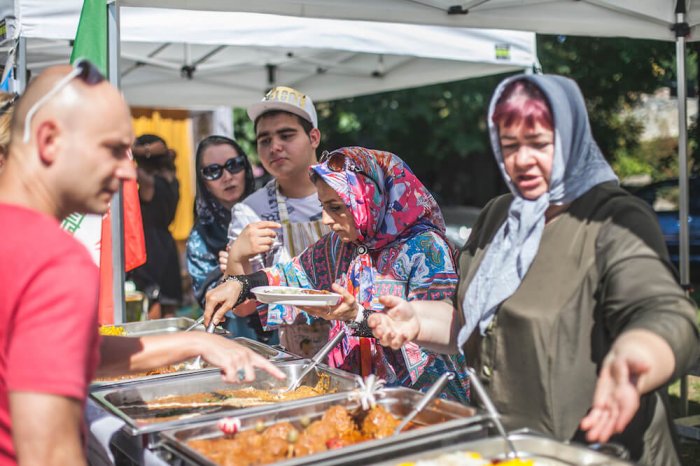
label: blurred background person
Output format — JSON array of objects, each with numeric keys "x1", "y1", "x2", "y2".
[
  {"x1": 129, "y1": 134, "x2": 182, "y2": 318},
  {"x1": 186, "y1": 135, "x2": 275, "y2": 342}
]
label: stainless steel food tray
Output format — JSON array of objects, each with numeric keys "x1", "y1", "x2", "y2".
[
  {"x1": 159, "y1": 387, "x2": 489, "y2": 466},
  {"x1": 369, "y1": 431, "x2": 632, "y2": 465},
  {"x1": 90, "y1": 360, "x2": 359, "y2": 437},
  {"x1": 231, "y1": 337, "x2": 298, "y2": 361},
  {"x1": 91, "y1": 337, "x2": 296, "y2": 389},
  {"x1": 114, "y1": 317, "x2": 230, "y2": 337}
]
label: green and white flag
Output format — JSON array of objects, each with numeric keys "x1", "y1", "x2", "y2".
[{"x1": 59, "y1": 0, "x2": 108, "y2": 265}]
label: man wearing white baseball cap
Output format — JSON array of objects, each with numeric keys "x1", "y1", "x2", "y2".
[{"x1": 222, "y1": 86, "x2": 331, "y2": 356}]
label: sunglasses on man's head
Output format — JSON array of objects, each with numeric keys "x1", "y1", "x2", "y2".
[
  {"x1": 201, "y1": 156, "x2": 246, "y2": 181},
  {"x1": 23, "y1": 59, "x2": 105, "y2": 143},
  {"x1": 320, "y1": 150, "x2": 383, "y2": 194}
]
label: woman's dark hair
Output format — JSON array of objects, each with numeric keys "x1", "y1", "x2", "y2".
[
  {"x1": 194, "y1": 135, "x2": 255, "y2": 214},
  {"x1": 133, "y1": 133, "x2": 175, "y2": 172},
  {"x1": 135, "y1": 134, "x2": 167, "y2": 147}
]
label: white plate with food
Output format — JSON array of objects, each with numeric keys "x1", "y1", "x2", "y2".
[{"x1": 251, "y1": 286, "x2": 342, "y2": 307}]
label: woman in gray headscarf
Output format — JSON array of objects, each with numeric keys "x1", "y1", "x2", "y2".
[{"x1": 369, "y1": 74, "x2": 699, "y2": 465}]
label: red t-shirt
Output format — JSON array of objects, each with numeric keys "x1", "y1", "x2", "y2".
[{"x1": 0, "y1": 204, "x2": 100, "y2": 465}]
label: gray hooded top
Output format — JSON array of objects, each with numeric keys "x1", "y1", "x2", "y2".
[{"x1": 458, "y1": 74, "x2": 618, "y2": 348}]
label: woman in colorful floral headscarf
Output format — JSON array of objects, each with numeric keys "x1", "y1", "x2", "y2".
[{"x1": 204, "y1": 147, "x2": 469, "y2": 402}]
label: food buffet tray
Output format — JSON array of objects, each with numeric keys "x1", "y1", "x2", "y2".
[
  {"x1": 159, "y1": 387, "x2": 489, "y2": 466},
  {"x1": 91, "y1": 337, "x2": 298, "y2": 389},
  {"x1": 369, "y1": 431, "x2": 632, "y2": 465},
  {"x1": 114, "y1": 317, "x2": 230, "y2": 337},
  {"x1": 90, "y1": 360, "x2": 359, "y2": 438},
  {"x1": 232, "y1": 337, "x2": 298, "y2": 361}
]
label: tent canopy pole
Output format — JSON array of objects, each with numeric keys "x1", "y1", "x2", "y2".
[{"x1": 108, "y1": 0, "x2": 126, "y2": 324}]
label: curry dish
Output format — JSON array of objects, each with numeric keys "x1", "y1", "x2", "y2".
[
  {"x1": 120, "y1": 374, "x2": 333, "y2": 425},
  {"x1": 187, "y1": 405, "x2": 403, "y2": 466},
  {"x1": 93, "y1": 365, "x2": 183, "y2": 382}
]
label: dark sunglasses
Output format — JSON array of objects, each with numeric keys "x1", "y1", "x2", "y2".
[
  {"x1": 23, "y1": 59, "x2": 105, "y2": 143},
  {"x1": 320, "y1": 150, "x2": 382, "y2": 194},
  {"x1": 201, "y1": 156, "x2": 246, "y2": 181}
]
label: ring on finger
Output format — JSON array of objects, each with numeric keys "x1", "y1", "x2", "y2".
[{"x1": 236, "y1": 368, "x2": 246, "y2": 381}]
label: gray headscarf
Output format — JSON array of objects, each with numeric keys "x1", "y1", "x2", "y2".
[{"x1": 458, "y1": 74, "x2": 618, "y2": 350}]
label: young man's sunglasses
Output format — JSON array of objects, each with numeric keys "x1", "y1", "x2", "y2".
[
  {"x1": 200, "y1": 156, "x2": 246, "y2": 181},
  {"x1": 320, "y1": 150, "x2": 383, "y2": 194},
  {"x1": 23, "y1": 59, "x2": 105, "y2": 143}
]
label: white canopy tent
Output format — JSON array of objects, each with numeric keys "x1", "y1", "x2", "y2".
[
  {"x1": 112, "y1": 0, "x2": 700, "y2": 423},
  {"x1": 0, "y1": 3, "x2": 537, "y2": 108},
  {"x1": 119, "y1": 0, "x2": 699, "y2": 41},
  {"x1": 0, "y1": 0, "x2": 538, "y2": 323}
]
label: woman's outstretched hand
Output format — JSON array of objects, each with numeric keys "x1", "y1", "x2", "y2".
[
  {"x1": 579, "y1": 329, "x2": 675, "y2": 443},
  {"x1": 204, "y1": 279, "x2": 243, "y2": 326},
  {"x1": 368, "y1": 296, "x2": 420, "y2": 349},
  {"x1": 579, "y1": 351, "x2": 648, "y2": 442},
  {"x1": 297, "y1": 283, "x2": 359, "y2": 322}
]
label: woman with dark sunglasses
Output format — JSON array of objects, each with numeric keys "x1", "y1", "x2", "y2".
[
  {"x1": 204, "y1": 146, "x2": 469, "y2": 402},
  {"x1": 186, "y1": 135, "x2": 275, "y2": 343}
]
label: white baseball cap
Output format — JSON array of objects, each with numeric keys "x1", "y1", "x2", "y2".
[{"x1": 247, "y1": 86, "x2": 318, "y2": 129}]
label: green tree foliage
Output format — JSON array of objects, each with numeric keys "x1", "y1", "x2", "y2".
[
  {"x1": 538, "y1": 35, "x2": 676, "y2": 162},
  {"x1": 234, "y1": 35, "x2": 683, "y2": 205}
]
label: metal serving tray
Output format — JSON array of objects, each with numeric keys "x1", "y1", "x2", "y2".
[
  {"x1": 116, "y1": 317, "x2": 230, "y2": 337},
  {"x1": 90, "y1": 360, "x2": 359, "y2": 438},
  {"x1": 91, "y1": 337, "x2": 297, "y2": 389},
  {"x1": 369, "y1": 431, "x2": 632, "y2": 465},
  {"x1": 232, "y1": 337, "x2": 298, "y2": 361},
  {"x1": 159, "y1": 387, "x2": 489, "y2": 466}
]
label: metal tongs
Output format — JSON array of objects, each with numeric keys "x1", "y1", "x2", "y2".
[
  {"x1": 466, "y1": 366, "x2": 519, "y2": 459},
  {"x1": 393, "y1": 371, "x2": 455, "y2": 435},
  {"x1": 284, "y1": 328, "x2": 347, "y2": 392},
  {"x1": 186, "y1": 321, "x2": 217, "y2": 370},
  {"x1": 184, "y1": 315, "x2": 205, "y2": 332}
]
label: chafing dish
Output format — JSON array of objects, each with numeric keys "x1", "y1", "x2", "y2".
[
  {"x1": 91, "y1": 337, "x2": 297, "y2": 389},
  {"x1": 368, "y1": 430, "x2": 632, "y2": 465},
  {"x1": 232, "y1": 337, "x2": 298, "y2": 361},
  {"x1": 158, "y1": 387, "x2": 489, "y2": 466},
  {"x1": 90, "y1": 360, "x2": 359, "y2": 439},
  {"x1": 114, "y1": 317, "x2": 230, "y2": 337}
]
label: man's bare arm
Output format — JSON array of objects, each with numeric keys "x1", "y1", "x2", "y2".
[{"x1": 10, "y1": 392, "x2": 86, "y2": 466}]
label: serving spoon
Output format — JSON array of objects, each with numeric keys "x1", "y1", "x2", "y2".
[
  {"x1": 393, "y1": 371, "x2": 455, "y2": 435},
  {"x1": 184, "y1": 315, "x2": 205, "y2": 332},
  {"x1": 186, "y1": 321, "x2": 217, "y2": 370},
  {"x1": 466, "y1": 366, "x2": 519, "y2": 459},
  {"x1": 283, "y1": 328, "x2": 346, "y2": 392}
]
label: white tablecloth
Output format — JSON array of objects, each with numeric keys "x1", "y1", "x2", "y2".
[{"x1": 85, "y1": 399, "x2": 170, "y2": 466}]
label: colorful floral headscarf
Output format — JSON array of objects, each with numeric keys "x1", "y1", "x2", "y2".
[
  {"x1": 310, "y1": 146, "x2": 446, "y2": 251},
  {"x1": 308, "y1": 147, "x2": 451, "y2": 381}
]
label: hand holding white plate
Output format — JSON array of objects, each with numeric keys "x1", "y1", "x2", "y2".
[{"x1": 251, "y1": 286, "x2": 342, "y2": 307}]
